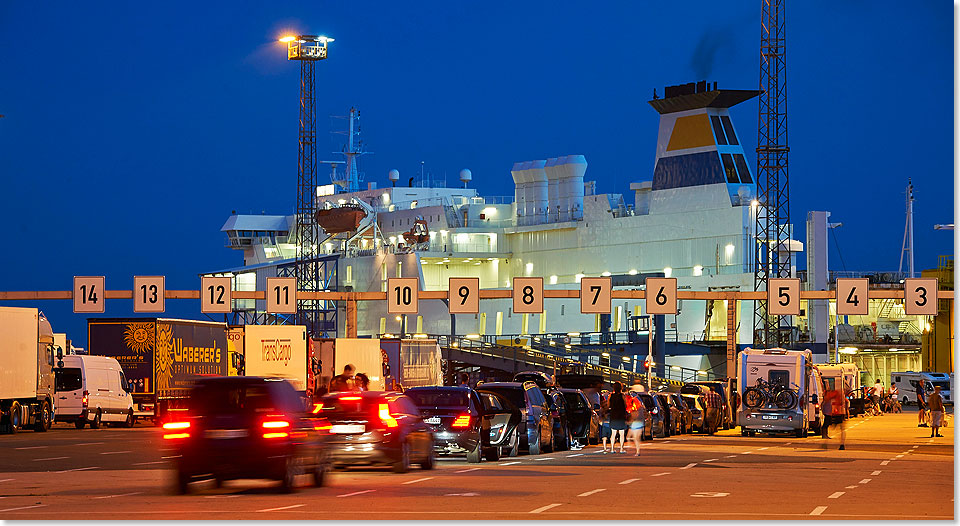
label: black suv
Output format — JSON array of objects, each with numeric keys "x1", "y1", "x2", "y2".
[
  {"x1": 514, "y1": 372, "x2": 572, "y2": 451},
  {"x1": 560, "y1": 388, "x2": 599, "y2": 445},
  {"x1": 477, "y1": 382, "x2": 554, "y2": 455},
  {"x1": 406, "y1": 386, "x2": 513, "y2": 463},
  {"x1": 164, "y1": 377, "x2": 329, "y2": 494}
]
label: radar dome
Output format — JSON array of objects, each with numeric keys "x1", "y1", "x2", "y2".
[
  {"x1": 459, "y1": 169, "x2": 472, "y2": 183},
  {"x1": 388, "y1": 169, "x2": 400, "y2": 182}
]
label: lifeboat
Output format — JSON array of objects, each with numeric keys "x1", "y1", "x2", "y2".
[{"x1": 314, "y1": 204, "x2": 365, "y2": 234}]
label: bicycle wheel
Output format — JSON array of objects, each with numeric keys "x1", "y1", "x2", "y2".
[
  {"x1": 743, "y1": 387, "x2": 766, "y2": 409},
  {"x1": 774, "y1": 389, "x2": 798, "y2": 409}
]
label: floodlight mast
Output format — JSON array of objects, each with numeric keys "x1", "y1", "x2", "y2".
[{"x1": 281, "y1": 34, "x2": 333, "y2": 337}]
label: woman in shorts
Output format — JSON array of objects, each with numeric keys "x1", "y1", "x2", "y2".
[
  {"x1": 626, "y1": 388, "x2": 645, "y2": 456},
  {"x1": 608, "y1": 382, "x2": 629, "y2": 453}
]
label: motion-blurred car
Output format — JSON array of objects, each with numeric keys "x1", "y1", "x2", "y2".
[
  {"x1": 669, "y1": 393, "x2": 693, "y2": 434},
  {"x1": 655, "y1": 392, "x2": 683, "y2": 435},
  {"x1": 477, "y1": 381, "x2": 554, "y2": 455},
  {"x1": 681, "y1": 393, "x2": 705, "y2": 432},
  {"x1": 630, "y1": 392, "x2": 662, "y2": 439},
  {"x1": 560, "y1": 388, "x2": 599, "y2": 445},
  {"x1": 315, "y1": 390, "x2": 435, "y2": 473},
  {"x1": 163, "y1": 377, "x2": 329, "y2": 494},
  {"x1": 405, "y1": 386, "x2": 512, "y2": 463}
]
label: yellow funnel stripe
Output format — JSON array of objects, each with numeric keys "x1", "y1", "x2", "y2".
[{"x1": 667, "y1": 113, "x2": 714, "y2": 151}]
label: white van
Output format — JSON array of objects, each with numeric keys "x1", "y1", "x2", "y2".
[
  {"x1": 54, "y1": 355, "x2": 135, "y2": 429},
  {"x1": 890, "y1": 372, "x2": 952, "y2": 406},
  {"x1": 737, "y1": 348, "x2": 813, "y2": 437}
]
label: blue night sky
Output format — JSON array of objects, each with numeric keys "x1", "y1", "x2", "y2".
[{"x1": 0, "y1": 1, "x2": 953, "y2": 346}]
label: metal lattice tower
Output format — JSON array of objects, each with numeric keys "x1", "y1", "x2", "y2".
[{"x1": 753, "y1": 0, "x2": 791, "y2": 348}]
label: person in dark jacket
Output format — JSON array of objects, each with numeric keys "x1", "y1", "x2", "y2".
[{"x1": 608, "y1": 382, "x2": 628, "y2": 453}]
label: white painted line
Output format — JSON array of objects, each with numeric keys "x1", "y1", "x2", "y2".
[
  {"x1": 33, "y1": 456, "x2": 69, "y2": 461},
  {"x1": 337, "y1": 490, "x2": 376, "y2": 498},
  {"x1": 499, "y1": 461, "x2": 521, "y2": 466},
  {"x1": 859, "y1": 479, "x2": 872, "y2": 484},
  {"x1": 533, "y1": 457, "x2": 553, "y2": 461},
  {"x1": 530, "y1": 503, "x2": 562, "y2": 514},
  {"x1": 133, "y1": 461, "x2": 166, "y2": 466},
  {"x1": 724, "y1": 455, "x2": 738, "y2": 458},
  {"x1": 455, "y1": 467, "x2": 481, "y2": 473},
  {"x1": 680, "y1": 463, "x2": 697, "y2": 470},
  {"x1": 703, "y1": 458, "x2": 718, "y2": 462},
  {"x1": 15, "y1": 446, "x2": 48, "y2": 450},
  {"x1": 567, "y1": 453, "x2": 584, "y2": 457},
  {"x1": 871, "y1": 471, "x2": 882, "y2": 476},
  {"x1": 880, "y1": 461, "x2": 890, "y2": 466},
  {"x1": 257, "y1": 504, "x2": 305, "y2": 513},
  {"x1": 578, "y1": 489, "x2": 606, "y2": 497},
  {"x1": 902, "y1": 450, "x2": 912, "y2": 454},
  {"x1": 810, "y1": 506, "x2": 828, "y2": 516},
  {"x1": 402, "y1": 477, "x2": 434, "y2": 485},
  {"x1": 741, "y1": 451, "x2": 753, "y2": 455},
  {"x1": 73, "y1": 442, "x2": 104, "y2": 446},
  {"x1": 619, "y1": 478, "x2": 640, "y2": 485},
  {"x1": 895, "y1": 454, "x2": 904, "y2": 458},
  {"x1": 54, "y1": 466, "x2": 98, "y2": 474},
  {"x1": 651, "y1": 472, "x2": 671, "y2": 477},
  {"x1": 161, "y1": 455, "x2": 181, "y2": 459},
  {"x1": 912, "y1": 445, "x2": 919, "y2": 448},
  {"x1": 0, "y1": 479, "x2": 13, "y2": 483},
  {"x1": 94, "y1": 491, "x2": 142, "y2": 499},
  {"x1": 203, "y1": 494, "x2": 241, "y2": 499},
  {"x1": 99, "y1": 451, "x2": 131, "y2": 455},
  {"x1": 828, "y1": 491, "x2": 845, "y2": 499},
  {"x1": 757, "y1": 447, "x2": 769, "y2": 450},
  {"x1": 0, "y1": 504, "x2": 47, "y2": 513},
  {"x1": 846, "y1": 485, "x2": 858, "y2": 489}
]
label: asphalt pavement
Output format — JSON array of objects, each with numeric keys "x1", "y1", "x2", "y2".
[{"x1": 0, "y1": 409, "x2": 953, "y2": 520}]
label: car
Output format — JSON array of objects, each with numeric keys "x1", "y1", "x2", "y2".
[
  {"x1": 681, "y1": 394, "x2": 705, "y2": 432},
  {"x1": 560, "y1": 388, "x2": 600, "y2": 446},
  {"x1": 55, "y1": 355, "x2": 135, "y2": 429},
  {"x1": 630, "y1": 392, "x2": 662, "y2": 439},
  {"x1": 477, "y1": 390, "x2": 523, "y2": 457},
  {"x1": 163, "y1": 376, "x2": 329, "y2": 494},
  {"x1": 316, "y1": 390, "x2": 435, "y2": 473},
  {"x1": 513, "y1": 371, "x2": 572, "y2": 451},
  {"x1": 669, "y1": 393, "x2": 693, "y2": 434},
  {"x1": 655, "y1": 392, "x2": 683, "y2": 435},
  {"x1": 683, "y1": 380, "x2": 735, "y2": 429},
  {"x1": 477, "y1": 381, "x2": 554, "y2": 455},
  {"x1": 405, "y1": 386, "x2": 511, "y2": 463}
]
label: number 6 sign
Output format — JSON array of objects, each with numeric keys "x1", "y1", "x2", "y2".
[
  {"x1": 645, "y1": 277, "x2": 677, "y2": 315},
  {"x1": 768, "y1": 278, "x2": 801, "y2": 316}
]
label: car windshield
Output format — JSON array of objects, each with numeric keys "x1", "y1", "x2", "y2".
[
  {"x1": 480, "y1": 387, "x2": 525, "y2": 408},
  {"x1": 55, "y1": 368, "x2": 82, "y2": 392},
  {"x1": 191, "y1": 383, "x2": 276, "y2": 416},
  {"x1": 637, "y1": 395, "x2": 656, "y2": 410},
  {"x1": 406, "y1": 389, "x2": 469, "y2": 408},
  {"x1": 681, "y1": 395, "x2": 700, "y2": 409},
  {"x1": 563, "y1": 392, "x2": 586, "y2": 409}
]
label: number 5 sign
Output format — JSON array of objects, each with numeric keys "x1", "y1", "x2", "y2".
[
  {"x1": 836, "y1": 278, "x2": 868, "y2": 316},
  {"x1": 768, "y1": 278, "x2": 801, "y2": 315},
  {"x1": 645, "y1": 277, "x2": 677, "y2": 315},
  {"x1": 904, "y1": 278, "x2": 938, "y2": 316}
]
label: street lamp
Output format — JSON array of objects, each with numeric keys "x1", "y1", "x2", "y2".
[{"x1": 280, "y1": 34, "x2": 334, "y2": 61}]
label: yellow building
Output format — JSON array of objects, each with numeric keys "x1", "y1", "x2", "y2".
[{"x1": 921, "y1": 256, "x2": 953, "y2": 373}]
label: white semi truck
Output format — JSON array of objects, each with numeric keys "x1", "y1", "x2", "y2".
[{"x1": 0, "y1": 307, "x2": 58, "y2": 434}]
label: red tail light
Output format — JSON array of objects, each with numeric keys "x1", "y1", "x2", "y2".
[
  {"x1": 262, "y1": 420, "x2": 291, "y2": 429},
  {"x1": 451, "y1": 414, "x2": 471, "y2": 428},
  {"x1": 313, "y1": 419, "x2": 332, "y2": 433},
  {"x1": 379, "y1": 403, "x2": 398, "y2": 428},
  {"x1": 162, "y1": 421, "x2": 191, "y2": 439},
  {"x1": 82, "y1": 390, "x2": 89, "y2": 408},
  {"x1": 340, "y1": 396, "x2": 362, "y2": 401},
  {"x1": 261, "y1": 418, "x2": 291, "y2": 438}
]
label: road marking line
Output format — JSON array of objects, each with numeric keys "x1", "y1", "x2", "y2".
[
  {"x1": 336, "y1": 490, "x2": 376, "y2": 498},
  {"x1": 499, "y1": 461, "x2": 521, "y2": 466},
  {"x1": 94, "y1": 491, "x2": 142, "y2": 499},
  {"x1": 619, "y1": 478, "x2": 640, "y2": 485},
  {"x1": 567, "y1": 453, "x2": 584, "y2": 457},
  {"x1": 73, "y1": 442, "x2": 104, "y2": 446},
  {"x1": 402, "y1": 477, "x2": 434, "y2": 485},
  {"x1": 846, "y1": 485, "x2": 858, "y2": 489},
  {"x1": 680, "y1": 463, "x2": 696, "y2": 470},
  {"x1": 0, "y1": 479, "x2": 13, "y2": 483},
  {"x1": 257, "y1": 504, "x2": 305, "y2": 512},
  {"x1": 99, "y1": 451, "x2": 131, "y2": 455},
  {"x1": 15, "y1": 446, "x2": 48, "y2": 450},
  {"x1": 651, "y1": 472, "x2": 670, "y2": 477},
  {"x1": 871, "y1": 471, "x2": 881, "y2": 475},
  {"x1": 578, "y1": 489, "x2": 606, "y2": 497},
  {"x1": 703, "y1": 458, "x2": 718, "y2": 462},
  {"x1": 880, "y1": 461, "x2": 890, "y2": 466},
  {"x1": 810, "y1": 506, "x2": 828, "y2": 516},
  {"x1": 912, "y1": 445, "x2": 919, "y2": 448},
  {"x1": 33, "y1": 456, "x2": 69, "y2": 461},
  {"x1": 455, "y1": 467, "x2": 481, "y2": 473},
  {"x1": 54, "y1": 466, "x2": 98, "y2": 473},
  {"x1": 828, "y1": 492, "x2": 845, "y2": 499},
  {"x1": 741, "y1": 451, "x2": 753, "y2": 455},
  {"x1": 895, "y1": 454, "x2": 904, "y2": 458},
  {"x1": 859, "y1": 479, "x2": 871, "y2": 484},
  {"x1": 724, "y1": 455, "x2": 737, "y2": 458},
  {"x1": 133, "y1": 461, "x2": 166, "y2": 466},
  {"x1": 530, "y1": 503, "x2": 562, "y2": 514},
  {"x1": 204, "y1": 495, "x2": 241, "y2": 499},
  {"x1": 161, "y1": 455, "x2": 181, "y2": 459},
  {"x1": 757, "y1": 447, "x2": 769, "y2": 450},
  {"x1": 533, "y1": 457, "x2": 553, "y2": 461},
  {"x1": 0, "y1": 504, "x2": 47, "y2": 513}
]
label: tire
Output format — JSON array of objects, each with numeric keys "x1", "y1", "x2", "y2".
[
  {"x1": 506, "y1": 428, "x2": 520, "y2": 457},
  {"x1": 483, "y1": 447, "x2": 500, "y2": 462},
  {"x1": 775, "y1": 390, "x2": 799, "y2": 410},
  {"x1": 75, "y1": 420, "x2": 86, "y2": 430},
  {"x1": 8, "y1": 401, "x2": 22, "y2": 434},
  {"x1": 34, "y1": 401, "x2": 51, "y2": 432},
  {"x1": 89, "y1": 409, "x2": 102, "y2": 430},
  {"x1": 542, "y1": 428, "x2": 554, "y2": 454},
  {"x1": 393, "y1": 441, "x2": 411, "y2": 473},
  {"x1": 420, "y1": 448, "x2": 435, "y2": 470},
  {"x1": 279, "y1": 455, "x2": 301, "y2": 493},
  {"x1": 743, "y1": 388, "x2": 765, "y2": 408},
  {"x1": 527, "y1": 429, "x2": 541, "y2": 456},
  {"x1": 466, "y1": 441, "x2": 482, "y2": 463},
  {"x1": 174, "y1": 470, "x2": 190, "y2": 495},
  {"x1": 795, "y1": 427, "x2": 806, "y2": 438},
  {"x1": 124, "y1": 410, "x2": 135, "y2": 428},
  {"x1": 312, "y1": 456, "x2": 327, "y2": 487}
]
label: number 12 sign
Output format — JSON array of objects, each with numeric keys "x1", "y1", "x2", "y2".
[{"x1": 201, "y1": 276, "x2": 232, "y2": 314}]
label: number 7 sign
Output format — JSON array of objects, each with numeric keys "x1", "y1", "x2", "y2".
[{"x1": 580, "y1": 277, "x2": 611, "y2": 314}]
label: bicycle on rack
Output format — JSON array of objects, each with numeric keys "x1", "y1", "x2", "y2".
[{"x1": 742, "y1": 378, "x2": 799, "y2": 410}]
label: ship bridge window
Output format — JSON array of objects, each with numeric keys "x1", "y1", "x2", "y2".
[
  {"x1": 720, "y1": 116, "x2": 739, "y2": 145},
  {"x1": 720, "y1": 154, "x2": 738, "y2": 183},
  {"x1": 733, "y1": 154, "x2": 752, "y2": 183},
  {"x1": 710, "y1": 115, "x2": 727, "y2": 146}
]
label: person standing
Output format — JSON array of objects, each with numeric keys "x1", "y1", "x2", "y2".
[
  {"x1": 608, "y1": 382, "x2": 629, "y2": 453},
  {"x1": 916, "y1": 380, "x2": 928, "y2": 427},
  {"x1": 871, "y1": 379, "x2": 884, "y2": 415},
  {"x1": 458, "y1": 373, "x2": 470, "y2": 388},
  {"x1": 702, "y1": 388, "x2": 721, "y2": 435},
  {"x1": 599, "y1": 390, "x2": 613, "y2": 453},
  {"x1": 928, "y1": 386, "x2": 945, "y2": 438},
  {"x1": 626, "y1": 385, "x2": 646, "y2": 457},
  {"x1": 821, "y1": 385, "x2": 847, "y2": 450}
]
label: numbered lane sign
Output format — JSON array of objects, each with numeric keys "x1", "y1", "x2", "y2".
[
  {"x1": 133, "y1": 276, "x2": 165, "y2": 313},
  {"x1": 201, "y1": 276, "x2": 232, "y2": 314},
  {"x1": 388, "y1": 277, "x2": 420, "y2": 314},
  {"x1": 449, "y1": 277, "x2": 480, "y2": 314},
  {"x1": 836, "y1": 278, "x2": 869, "y2": 316},
  {"x1": 267, "y1": 277, "x2": 297, "y2": 314},
  {"x1": 904, "y1": 278, "x2": 938, "y2": 316},
  {"x1": 513, "y1": 277, "x2": 543, "y2": 314},
  {"x1": 73, "y1": 276, "x2": 105, "y2": 313},
  {"x1": 768, "y1": 278, "x2": 801, "y2": 316},
  {"x1": 580, "y1": 277, "x2": 612, "y2": 314},
  {"x1": 645, "y1": 277, "x2": 678, "y2": 315}
]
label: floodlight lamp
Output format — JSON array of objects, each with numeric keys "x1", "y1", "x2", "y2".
[{"x1": 279, "y1": 36, "x2": 296, "y2": 43}]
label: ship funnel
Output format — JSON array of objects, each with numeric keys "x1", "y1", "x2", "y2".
[
  {"x1": 527, "y1": 160, "x2": 547, "y2": 225},
  {"x1": 510, "y1": 162, "x2": 527, "y2": 222},
  {"x1": 544, "y1": 157, "x2": 561, "y2": 223},
  {"x1": 557, "y1": 155, "x2": 587, "y2": 221}
]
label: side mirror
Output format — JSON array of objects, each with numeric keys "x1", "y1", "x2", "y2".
[{"x1": 56, "y1": 346, "x2": 64, "y2": 369}]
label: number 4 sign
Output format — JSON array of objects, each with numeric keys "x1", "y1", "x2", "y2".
[{"x1": 836, "y1": 278, "x2": 868, "y2": 316}]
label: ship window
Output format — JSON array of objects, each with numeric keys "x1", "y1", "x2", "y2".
[
  {"x1": 734, "y1": 154, "x2": 752, "y2": 183},
  {"x1": 710, "y1": 115, "x2": 727, "y2": 146},
  {"x1": 720, "y1": 154, "x2": 738, "y2": 183},
  {"x1": 720, "y1": 116, "x2": 739, "y2": 145}
]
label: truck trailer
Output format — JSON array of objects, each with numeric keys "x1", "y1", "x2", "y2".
[
  {"x1": 232, "y1": 324, "x2": 318, "y2": 396},
  {"x1": 0, "y1": 307, "x2": 57, "y2": 434},
  {"x1": 315, "y1": 338, "x2": 442, "y2": 393},
  {"x1": 88, "y1": 318, "x2": 228, "y2": 423}
]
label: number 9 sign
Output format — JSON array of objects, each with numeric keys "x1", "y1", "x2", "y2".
[
  {"x1": 904, "y1": 278, "x2": 938, "y2": 316},
  {"x1": 448, "y1": 277, "x2": 479, "y2": 314}
]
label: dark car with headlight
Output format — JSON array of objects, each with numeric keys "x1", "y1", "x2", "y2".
[
  {"x1": 163, "y1": 376, "x2": 329, "y2": 494},
  {"x1": 405, "y1": 386, "x2": 513, "y2": 463},
  {"x1": 315, "y1": 390, "x2": 435, "y2": 473}
]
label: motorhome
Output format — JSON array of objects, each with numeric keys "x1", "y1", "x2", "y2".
[
  {"x1": 737, "y1": 348, "x2": 813, "y2": 437},
  {"x1": 891, "y1": 372, "x2": 952, "y2": 406}
]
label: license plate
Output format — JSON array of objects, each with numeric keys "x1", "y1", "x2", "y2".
[
  {"x1": 330, "y1": 424, "x2": 365, "y2": 434},
  {"x1": 761, "y1": 415, "x2": 778, "y2": 420},
  {"x1": 424, "y1": 417, "x2": 442, "y2": 425},
  {"x1": 205, "y1": 429, "x2": 248, "y2": 439}
]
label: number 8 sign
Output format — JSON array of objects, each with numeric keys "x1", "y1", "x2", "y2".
[{"x1": 513, "y1": 277, "x2": 543, "y2": 314}]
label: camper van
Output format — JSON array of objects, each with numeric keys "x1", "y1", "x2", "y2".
[
  {"x1": 808, "y1": 366, "x2": 825, "y2": 434},
  {"x1": 737, "y1": 348, "x2": 813, "y2": 437},
  {"x1": 890, "y1": 372, "x2": 952, "y2": 406},
  {"x1": 55, "y1": 355, "x2": 135, "y2": 428}
]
